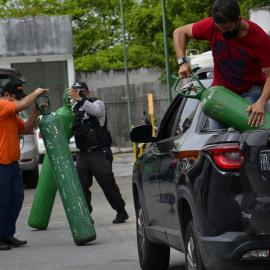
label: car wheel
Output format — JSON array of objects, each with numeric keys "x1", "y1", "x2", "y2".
[
  {"x1": 23, "y1": 165, "x2": 39, "y2": 189},
  {"x1": 38, "y1": 154, "x2": 44, "y2": 164},
  {"x1": 185, "y1": 220, "x2": 206, "y2": 270},
  {"x1": 136, "y1": 200, "x2": 170, "y2": 270}
]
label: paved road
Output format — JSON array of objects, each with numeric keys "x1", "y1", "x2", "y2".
[{"x1": 0, "y1": 152, "x2": 185, "y2": 270}]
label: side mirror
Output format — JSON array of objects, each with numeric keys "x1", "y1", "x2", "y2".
[{"x1": 130, "y1": 124, "x2": 154, "y2": 143}]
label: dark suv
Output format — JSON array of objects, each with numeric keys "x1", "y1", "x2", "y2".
[
  {"x1": 0, "y1": 68, "x2": 39, "y2": 188},
  {"x1": 130, "y1": 67, "x2": 270, "y2": 270}
]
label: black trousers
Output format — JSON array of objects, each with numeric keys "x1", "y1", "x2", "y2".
[{"x1": 76, "y1": 146, "x2": 126, "y2": 214}]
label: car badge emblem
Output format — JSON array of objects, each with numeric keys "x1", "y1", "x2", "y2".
[
  {"x1": 241, "y1": 211, "x2": 252, "y2": 219},
  {"x1": 260, "y1": 152, "x2": 270, "y2": 171}
]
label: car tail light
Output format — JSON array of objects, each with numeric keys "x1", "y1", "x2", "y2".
[
  {"x1": 39, "y1": 132, "x2": 42, "y2": 139},
  {"x1": 203, "y1": 144, "x2": 243, "y2": 169},
  {"x1": 137, "y1": 163, "x2": 143, "y2": 175}
]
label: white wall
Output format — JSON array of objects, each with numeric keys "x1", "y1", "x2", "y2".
[
  {"x1": 78, "y1": 67, "x2": 162, "y2": 97},
  {"x1": 249, "y1": 6, "x2": 270, "y2": 36},
  {"x1": 0, "y1": 15, "x2": 75, "y2": 87}
]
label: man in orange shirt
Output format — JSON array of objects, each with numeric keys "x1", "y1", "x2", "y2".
[{"x1": 0, "y1": 81, "x2": 48, "y2": 250}]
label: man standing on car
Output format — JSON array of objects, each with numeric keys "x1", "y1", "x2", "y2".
[
  {"x1": 0, "y1": 81, "x2": 48, "y2": 251},
  {"x1": 173, "y1": 0, "x2": 270, "y2": 129},
  {"x1": 67, "y1": 82, "x2": 129, "y2": 224}
]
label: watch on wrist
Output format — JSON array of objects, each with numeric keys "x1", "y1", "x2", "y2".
[
  {"x1": 77, "y1": 96, "x2": 83, "y2": 102},
  {"x1": 177, "y1": 57, "x2": 188, "y2": 66}
]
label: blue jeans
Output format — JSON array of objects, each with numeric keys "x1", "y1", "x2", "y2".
[
  {"x1": 209, "y1": 85, "x2": 263, "y2": 130},
  {"x1": 0, "y1": 162, "x2": 24, "y2": 240}
]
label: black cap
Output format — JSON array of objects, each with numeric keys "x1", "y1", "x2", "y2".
[
  {"x1": 73, "y1": 81, "x2": 88, "y2": 91},
  {"x1": 2, "y1": 81, "x2": 26, "y2": 98}
]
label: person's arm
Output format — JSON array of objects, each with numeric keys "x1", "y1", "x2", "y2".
[
  {"x1": 66, "y1": 87, "x2": 106, "y2": 116},
  {"x1": 82, "y1": 100, "x2": 106, "y2": 117},
  {"x1": 173, "y1": 23, "x2": 194, "y2": 78},
  {"x1": 20, "y1": 105, "x2": 40, "y2": 134},
  {"x1": 15, "y1": 88, "x2": 48, "y2": 113},
  {"x1": 247, "y1": 66, "x2": 270, "y2": 127}
]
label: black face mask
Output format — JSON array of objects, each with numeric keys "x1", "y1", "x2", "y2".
[
  {"x1": 80, "y1": 93, "x2": 86, "y2": 99},
  {"x1": 79, "y1": 92, "x2": 87, "y2": 99},
  {"x1": 221, "y1": 23, "x2": 240, "y2": 40}
]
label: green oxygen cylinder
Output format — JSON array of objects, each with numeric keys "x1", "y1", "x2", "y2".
[
  {"x1": 30, "y1": 95, "x2": 96, "y2": 245},
  {"x1": 28, "y1": 90, "x2": 76, "y2": 230},
  {"x1": 172, "y1": 74, "x2": 270, "y2": 132}
]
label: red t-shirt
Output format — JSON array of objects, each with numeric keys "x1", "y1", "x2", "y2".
[
  {"x1": 192, "y1": 17, "x2": 270, "y2": 95},
  {"x1": 0, "y1": 100, "x2": 24, "y2": 164}
]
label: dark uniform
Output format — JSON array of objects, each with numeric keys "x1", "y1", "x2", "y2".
[{"x1": 72, "y1": 82, "x2": 128, "y2": 224}]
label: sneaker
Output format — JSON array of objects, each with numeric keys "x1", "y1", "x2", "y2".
[{"x1": 113, "y1": 211, "x2": 129, "y2": 224}]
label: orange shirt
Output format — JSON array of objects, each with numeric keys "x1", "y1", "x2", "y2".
[{"x1": 0, "y1": 100, "x2": 24, "y2": 164}]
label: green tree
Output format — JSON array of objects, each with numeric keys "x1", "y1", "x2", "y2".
[
  {"x1": 0, "y1": 0, "x2": 269, "y2": 75},
  {"x1": 238, "y1": 0, "x2": 270, "y2": 17},
  {"x1": 124, "y1": 0, "x2": 270, "y2": 79},
  {"x1": 123, "y1": 0, "x2": 215, "y2": 80}
]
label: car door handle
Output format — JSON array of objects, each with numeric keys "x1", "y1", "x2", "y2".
[{"x1": 170, "y1": 149, "x2": 179, "y2": 157}]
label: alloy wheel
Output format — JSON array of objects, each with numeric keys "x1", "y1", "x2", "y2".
[
  {"x1": 187, "y1": 235, "x2": 197, "y2": 270},
  {"x1": 137, "y1": 208, "x2": 146, "y2": 263}
]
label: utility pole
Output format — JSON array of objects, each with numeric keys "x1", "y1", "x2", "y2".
[
  {"x1": 120, "y1": 0, "x2": 132, "y2": 131},
  {"x1": 161, "y1": 0, "x2": 172, "y2": 104}
]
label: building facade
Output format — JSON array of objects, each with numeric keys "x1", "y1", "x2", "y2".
[{"x1": 0, "y1": 15, "x2": 75, "y2": 112}]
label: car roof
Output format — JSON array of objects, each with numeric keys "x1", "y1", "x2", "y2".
[{"x1": 0, "y1": 68, "x2": 27, "y2": 91}]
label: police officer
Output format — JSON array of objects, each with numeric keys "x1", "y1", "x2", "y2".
[{"x1": 67, "y1": 82, "x2": 128, "y2": 224}]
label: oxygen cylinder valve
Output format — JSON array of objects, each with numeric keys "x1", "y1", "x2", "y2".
[{"x1": 190, "y1": 84, "x2": 200, "y2": 93}]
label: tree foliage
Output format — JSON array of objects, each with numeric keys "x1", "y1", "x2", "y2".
[{"x1": 0, "y1": 0, "x2": 269, "y2": 77}]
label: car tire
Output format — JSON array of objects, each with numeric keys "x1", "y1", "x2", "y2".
[
  {"x1": 136, "y1": 200, "x2": 170, "y2": 270},
  {"x1": 23, "y1": 165, "x2": 39, "y2": 189},
  {"x1": 185, "y1": 220, "x2": 206, "y2": 270},
  {"x1": 38, "y1": 154, "x2": 44, "y2": 164}
]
